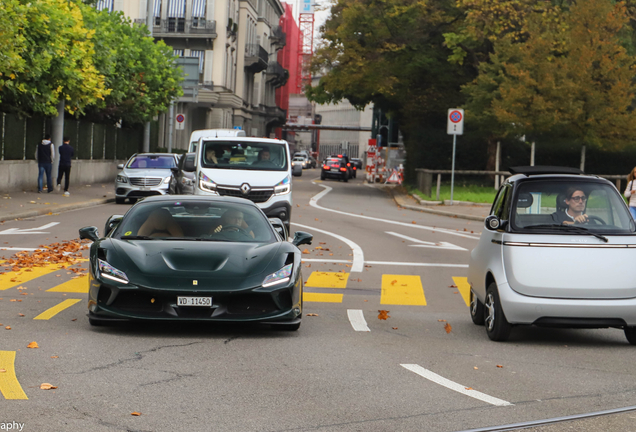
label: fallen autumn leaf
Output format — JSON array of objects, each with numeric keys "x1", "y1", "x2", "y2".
[
  {"x1": 27, "y1": 341, "x2": 38, "y2": 349},
  {"x1": 378, "y1": 310, "x2": 390, "y2": 320}
]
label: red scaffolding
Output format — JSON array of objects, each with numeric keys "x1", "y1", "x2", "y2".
[{"x1": 297, "y1": 13, "x2": 314, "y2": 93}]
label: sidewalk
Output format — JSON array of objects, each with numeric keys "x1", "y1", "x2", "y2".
[
  {"x1": 385, "y1": 186, "x2": 490, "y2": 222},
  {"x1": 0, "y1": 183, "x2": 116, "y2": 222}
]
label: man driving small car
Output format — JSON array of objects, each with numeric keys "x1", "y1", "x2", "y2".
[{"x1": 552, "y1": 187, "x2": 589, "y2": 225}]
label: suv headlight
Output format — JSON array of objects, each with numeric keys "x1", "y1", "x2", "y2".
[
  {"x1": 163, "y1": 176, "x2": 172, "y2": 185},
  {"x1": 274, "y1": 175, "x2": 291, "y2": 195},
  {"x1": 262, "y1": 264, "x2": 292, "y2": 287},
  {"x1": 199, "y1": 172, "x2": 219, "y2": 194},
  {"x1": 116, "y1": 175, "x2": 127, "y2": 183},
  {"x1": 98, "y1": 259, "x2": 129, "y2": 284}
]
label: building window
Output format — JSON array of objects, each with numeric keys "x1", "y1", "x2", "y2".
[
  {"x1": 154, "y1": 0, "x2": 162, "y2": 26},
  {"x1": 192, "y1": 0, "x2": 207, "y2": 27},
  {"x1": 173, "y1": 49, "x2": 184, "y2": 57},
  {"x1": 190, "y1": 50, "x2": 205, "y2": 74},
  {"x1": 95, "y1": 0, "x2": 114, "y2": 11},
  {"x1": 167, "y1": 0, "x2": 186, "y2": 32}
]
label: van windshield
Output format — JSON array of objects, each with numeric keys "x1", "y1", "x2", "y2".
[{"x1": 200, "y1": 141, "x2": 288, "y2": 171}]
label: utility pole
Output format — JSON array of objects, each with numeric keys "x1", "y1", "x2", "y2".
[
  {"x1": 143, "y1": 0, "x2": 154, "y2": 152},
  {"x1": 51, "y1": 101, "x2": 64, "y2": 184}
]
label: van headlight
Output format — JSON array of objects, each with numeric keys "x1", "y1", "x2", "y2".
[
  {"x1": 98, "y1": 259, "x2": 129, "y2": 284},
  {"x1": 199, "y1": 172, "x2": 219, "y2": 194},
  {"x1": 262, "y1": 264, "x2": 292, "y2": 287},
  {"x1": 274, "y1": 176, "x2": 291, "y2": 195}
]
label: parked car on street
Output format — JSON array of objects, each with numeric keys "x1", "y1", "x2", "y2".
[
  {"x1": 168, "y1": 153, "x2": 196, "y2": 195},
  {"x1": 468, "y1": 166, "x2": 636, "y2": 344},
  {"x1": 115, "y1": 153, "x2": 179, "y2": 204},
  {"x1": 80, "y1": 195, "x2": 313, "y2": 330},
  {"x1": 320, "y1": 156, "x2": 349, "y2": 182}
]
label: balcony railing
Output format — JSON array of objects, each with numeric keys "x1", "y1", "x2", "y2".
[
  {"x1": 270, "y1": 26, "x2": 286, "y2": 47},
  {"x1": 153, "y1": 18, "x2": 217, "y2": 36},
  {"x1": 266, "y1": 61, "x2": 288, "y2": 87},
  {"x1": 245, "y1": 44, "x2": 269, "y2": 73}
]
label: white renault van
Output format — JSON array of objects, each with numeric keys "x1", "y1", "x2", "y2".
[
  {"x1": 188, "y1": 129, "x2": 246, "y2": 153},
  {"x1": 191, "y1": 136, "x2": 292, "y2": 231}
]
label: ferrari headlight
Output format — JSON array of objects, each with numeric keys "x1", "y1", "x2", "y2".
[
  {"x1": 274, "y1": 175, "x2": 291, "y2": 195},
  {"x1": 116, "y1": 175, "x2": 127, "y2": 183},
  {"x1": 199, "y1": 172, "x2": 219, "y2": 194},
  {"x1": 262, "y1": 264, "x2": 292, "y2": 287},
  {"x1": 98, "y1": 259, "x2": 129, "y2": 284}
]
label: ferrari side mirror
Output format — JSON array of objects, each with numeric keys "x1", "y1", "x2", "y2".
[
  {"x1": 79, "y1": 226, "x2": 100, "y2": 242},
  {"x1": 292, "y1": 231, "x2": 313, "y2": 247}
]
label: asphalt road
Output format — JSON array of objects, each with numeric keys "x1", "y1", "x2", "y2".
[{"x1": 0, "y1": 173, "x2": 635, "y2": 432}]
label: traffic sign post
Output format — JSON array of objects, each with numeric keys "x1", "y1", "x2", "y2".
[
  {"x1": 175, "y1": 113, "x2": 185, "y2": 130},
  {"x1": 447, "y1": 109, "x2": 464, "y2": 205}
]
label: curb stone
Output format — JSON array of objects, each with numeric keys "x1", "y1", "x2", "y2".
[
  {"x1": 0, "y1": 198, "x2": 115, "y2": 222},
  {"x1": 389, "y1": 189, "x2": 486, "y2": 222}
]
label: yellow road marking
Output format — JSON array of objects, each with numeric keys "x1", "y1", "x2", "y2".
[
  {"x1": 34, "y1": 299, "x2": 82, "y2": 320},
  {"x1": 0, "y1": 351, "x2": 28, "y2": 400},
  {"x1": 0, "y1": 258, "x2": 88, "y2": 291},
  {"x1": 453, "y1": 277, "x2": 471, "y2": 307},
  {"x1": 305, "y1": 272, "x2": 349, "y2": 289},
  {"x1": 47, "y1": 277, "x2": 89, "y2": 293},
  {"x1": 303, "y1": 292, "x2": 343, "y2": 303},
  {"x1": 381, "y1": 275, "x2": 426, "y2": 306}
]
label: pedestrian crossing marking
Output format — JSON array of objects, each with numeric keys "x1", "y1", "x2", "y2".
[
  {"x1": 0, "y1": 263, "x2": 64, "y2": 291},
  {"x1": 305, "y1": 272, "x2": 349, "y2": 289},
  {"x1": 0, "y1": 351, "x2": 28, "y2": 400},
  {"x1": 380, "y1": 275, "x2": 426, "y2": 306},
  {"x1": 47, "y1": 277, "x2": 89, "y2": 293},
  {"x1": 303, "y1": 292, "x2": 343, "y2": 303},
  {"x1": 34, "y1": 299, "x2": 82, "y2": 320},
  {"x1": 452, "y1": 277, "x2": 471, "y2": 307}
]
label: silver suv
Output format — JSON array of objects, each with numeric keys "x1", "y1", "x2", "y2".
[
  {"x1": 115, "y1": 153, "x2": 179, "y2": 204},
  {"x1": 468, "y1": 166, "x2": 636, "y2": 344}
]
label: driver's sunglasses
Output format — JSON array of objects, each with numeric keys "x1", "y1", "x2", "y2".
[{"x1": 569, "y1": 196, "x2": 587, "y2": 202}]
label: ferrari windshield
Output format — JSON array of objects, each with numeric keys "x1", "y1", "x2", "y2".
[
  {"x1": 126, "y1": 155, "x2": 176, "y2": 169},
  {"x1": 511, "y1": 180, "x2": 635, "y2": 234},
  {"x1": 200, "y1": 141, "x2": 288, "y2": 171},
  {"x1": 112, "y1": 200, "x2": 275, "y2": 243}
]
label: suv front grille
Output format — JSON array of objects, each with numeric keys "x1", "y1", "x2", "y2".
[{"x1": 129, "y1": 177, "x2": 163, "y2": 187}]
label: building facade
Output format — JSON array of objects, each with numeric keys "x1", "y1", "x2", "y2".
[{"x1": 99, "y1": 0, "x2": 287, "y2": 150}]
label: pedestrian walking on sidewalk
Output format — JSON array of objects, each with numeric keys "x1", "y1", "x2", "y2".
[
  {"x1": 35, "y1": 134, "x2": 55, "y2": 193},
  {"x1": 625, "y1": 167, "x2": 636, "y2": 220},
  {"x1": 56, "y1": 137, "x2": 74, "y2": 196}
]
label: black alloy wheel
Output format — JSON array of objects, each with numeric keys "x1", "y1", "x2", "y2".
[
  {"x1": 470, "y1": 289, "x2": 485, "y2": 325},
  {"x1": 484, "y1": 282, "x2": 512, "y2": 341}
]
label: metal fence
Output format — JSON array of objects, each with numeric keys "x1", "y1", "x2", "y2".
[
  {"x1": 318, "y1": 144, "x2": 359, "y2": 162},
  {"x1": 0, "y1": 112, "x2": 157, "y2": 161}
]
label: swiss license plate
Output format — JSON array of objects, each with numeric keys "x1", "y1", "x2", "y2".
[
  {"x1": 331, "y1": 167, "x2": 339, "y2": 171},
  {"x1": 177, "y1": 296, "x2": 212, "y2": 307}
]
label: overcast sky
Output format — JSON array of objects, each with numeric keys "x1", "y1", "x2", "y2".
[{"x1": 282, "y1": 0, "x2": 331, "y2": 44}]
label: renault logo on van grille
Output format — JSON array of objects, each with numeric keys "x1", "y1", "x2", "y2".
[{"x1": 240, "y1": 183, "x2": 251, "y2": 195}]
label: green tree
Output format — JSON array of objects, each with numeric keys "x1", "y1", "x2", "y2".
[
  {"x1": 485, "y1": 0, "x2": 636, "y2": 151},
  {"x1": 0, "y1": 0, "x2": 107, "y2": 116},
  {"x1": 82, "y1": 8, "x2": 184, "y2": 124}
]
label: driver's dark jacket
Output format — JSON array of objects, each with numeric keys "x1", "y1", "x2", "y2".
[{"x1": 551, "y1": 211, "x2": 574, "y2": 224}]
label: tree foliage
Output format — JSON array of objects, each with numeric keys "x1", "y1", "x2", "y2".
[
  {"x1": 0, "y1": 0, "x2": 107, "y2": 116},
  {"x1": 83, "y1": 9, "x2": 184, "y2": 124},
  {"x1": 307, "y1": 0, "x2": 471, "y2": 123},
  {"x1": 470, "y1": 0, "x2": 636, "y2": 150}
]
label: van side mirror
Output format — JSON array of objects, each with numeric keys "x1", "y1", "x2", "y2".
[{"x1": 184, "y1": 158, "x2": 196, "y2": 172}]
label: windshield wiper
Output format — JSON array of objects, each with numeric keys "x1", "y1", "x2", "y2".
[
  {"x1": 120, "y1": 235, "x2": 154, "y2": 240},
  {"x1": 525, "y1": 224, "x2": 608, "y2": 243}
]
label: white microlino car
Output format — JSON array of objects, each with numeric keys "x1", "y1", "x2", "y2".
[{"x1": 468, "y1": 166, "x2": 636, "y2": 344}]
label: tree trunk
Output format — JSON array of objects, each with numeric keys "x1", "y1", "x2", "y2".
[{"x1": 485, "y1": 136, "x2": 498, "y2": 180}]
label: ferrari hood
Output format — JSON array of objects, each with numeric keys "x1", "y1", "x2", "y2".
[{"x1": 107, "y1": 239, "x2": 283, "y2": 291}]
